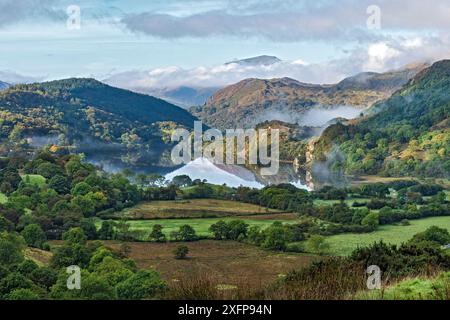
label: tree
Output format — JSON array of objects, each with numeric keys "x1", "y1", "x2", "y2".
[
  {"x1": 227, "y1": 220, "x2": 249, "y2": 240},
  {"x1": 51, "y1": 244, "x2": 91, "y2": 269},
  {"x1": 209, "y1": 221, "x2": 230, "y2": 240},
  {"x1": 116, "y1": 270, "x2": 166, "y2": 300},
  {"x1": 30, "y1": 267, "x2": 57, "y2": 290},
  {"x1": 177, "y1": 225, "x2": 198, "y2": 241},
  {"x1": 262, "y1": 223, "x2": 289, "y2": 251},
  {"x1": 21, "y1": 224, "x2": 47, "y2": 249},
  {"x1": 411, "y1": 226, "x2": 450, "y2": 245},
  {"x1": 148, "y1": 224, "x2": 166, "y2": 243},
  {"x1": 0, "y1": 273, "x2": 33, "y2": 296},
  {"x1": 71, "y1": 182, "x2": 92, "y2": 196},
  {"x1": 247, "y1": 226, "x2": 265, "y2": 245},
  {"x1": 0, "y1": 217, "x2": 14, "y2": 232},
  {"x1": 307, "y1": 235, "x2": 330, "y2": 255},
  {"x1": 50, "y1": 270, "x2": 115, "y2": 300},
  {"x1": 81, "y1": 219, "x2": 98, "y2": 240},
  {"x1": 361, "y1": 212, "x2": 380, "y2": 228},
  {"x1": 0, "y1": 236, "x2": 24, "y2": 266},
  {"x1": 171, "y1": 175, "x2": 192, "y2": 187},
  {"x1": 62, "y1": 227, "x2": 87, "y2": 245},
  {"x1": 5, "y1": 288, "x2": 39, "y2": 300},
  {"x1": 48, "y1": 175, "x2": 70, "y2": 194},
  {"x1": 71, "y1": 195, "x2": 96, "y2": 217},
  {"x1": 36, "y1": 162, "x2": 63, "y2": 179},
  {"x1": 98, "y1": 221, "x2": 116, "y2": 240},
  {"x1": 173, "y1": 245, "x2": 189, "y2": 259},
  {"x1": 147, "y1": 174, "x2": 165, "y2": 187}
]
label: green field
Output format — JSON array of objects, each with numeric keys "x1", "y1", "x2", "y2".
[
  {"x1": 323, "y1": 216, "x2": 450, "y2": 256},
  {"x1": 99, "y1": 217, "x2": 298, "y2": 238},
  {"x1": 21, "y1": 174, "x2": 46, "y2": 186},
  {"x1": 0, "y1": 192, "x2": 7, "y2": 204},
  {"x1": 313, "y1": 198, "x2": 372, "y2": 207}
]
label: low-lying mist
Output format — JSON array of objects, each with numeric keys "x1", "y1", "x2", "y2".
[
  {"x1": 256, "y1": 105, "x2": 363, "y2": 130},
  {"x1": 298, "y1": 106, "x2": 363, "y2": 127}
]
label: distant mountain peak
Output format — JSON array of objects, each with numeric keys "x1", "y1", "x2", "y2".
[
  {"x1": 225, "y1": 55, "x2": 282, "y2": 66},
  {"x1": 0, "y1": 80, "x2": 9, "y2": 90}
]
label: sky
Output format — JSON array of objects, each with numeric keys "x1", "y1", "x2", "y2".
[{"x1": 0, "y1": 0, "x2": 450, "y2": 88}]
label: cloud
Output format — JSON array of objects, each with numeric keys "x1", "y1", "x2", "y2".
[
  {"x1": 105, "y1": 58, "x2": 348, "y2": 90},
  {"x1": 121, "y1": 10, "x2": 372, "y2": 43},
  {"x1": 121, "y1": 0, "x2": 450, "y2": 42},
  {"x1": 0, "y1": 0, "x2": 63, "y2": 26},
  {"x1": 104, "y1": 33, "x2": 450, "y2": 91},
  {"x1": 0, "y1": 70, "x2": 43, "y2": 84}
]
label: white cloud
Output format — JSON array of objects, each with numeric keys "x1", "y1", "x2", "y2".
[
  {"x1": 105, "y1": 34, "x2": 450, "y2": 91},
  {"x1": 365, "y1": 42, "x2": 401, "y2": 71},
  {"x1": 105, "y1": 58, "x2": 349, "y2": 90}
]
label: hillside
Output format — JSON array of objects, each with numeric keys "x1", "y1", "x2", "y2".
[
  {"x1": 0, "y1": 81, "x2": 9, "y2": 90},
  {"x1": 146, "y1": 86, "x2": 220, "y2": 109},
  {"x1": 0, "y1": 78, "x2": 197, "y2": 168},
  {"x1": 191, "y1": 64, "x2": 427, "y2": 130},
  {"x1": 311, "y1": 60, "x2": 450, "y2": 178}
]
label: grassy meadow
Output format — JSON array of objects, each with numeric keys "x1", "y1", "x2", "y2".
[
  {"x1": 21, "y1": 174, "x2": 46, "y2": 186},
  {"x1": 323, "y1": 216, "x2": 450, "y2": 256},
  {"x1": 100, "y1": 216, "x2": 299, "y2": 238},
  {"x1": 0, "y1": 192, "x2": 7, "y2": 204}
]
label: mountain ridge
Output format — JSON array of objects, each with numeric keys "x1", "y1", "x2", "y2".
[{"x1": 191, "y1": 63, "x2": 428, "y2": 130}]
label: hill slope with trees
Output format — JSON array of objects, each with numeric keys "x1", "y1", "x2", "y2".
[
  {"x1": 311, "y1": 60, "x2": 450, "y2": 178},
  {"x1": 0, "y1": 78, "x2": 197, "y2": 168}
]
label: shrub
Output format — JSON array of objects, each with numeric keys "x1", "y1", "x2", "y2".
[
  {"x1": 174, "y1": 245, "x2": 189, "y2": 260},
  {"x1": 306, "y1": 235, "x2": 330, "y2": 255},
  {"x1": 116, "y1": 270, "x2": 166, "y2": 300},
  {"x1": 21, "y1": 224, "x2": 47, "y2": 249}
]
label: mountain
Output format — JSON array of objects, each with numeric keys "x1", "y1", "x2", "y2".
[
  {"x1": 191, "y1": 64, "x2": 427, "y2": 130},
  {"x1": 146, "y1": 86, "x2": 220, "y2": 109},
  {"x1": 225, "y1": 55, "x2": 282, "y2": 66},
  {"x1": 0, "y1": 78, "x2": 197, "y2": 169},
  {"x1": 310, "y1": 60, "x2": 450, "y2": 178},
  {"x1": 0, "y1": 81, "x2": 9, "y2": 90},
  {"x1": 334, "y1": 63, "x2": 429, "y2": 92}
]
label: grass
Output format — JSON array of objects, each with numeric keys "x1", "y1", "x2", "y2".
[
  {"x1": 119, "y1": 199, "x2": 283, "y2": 219},
  {"x1": 0, "y1": 192, "x2": 7, "y2": 204},
  {"x1": 24, "y1": 248, "x2": 53, "y2": 267},
  {"x1": 313, "y1": 198, "x2": 371, "y2": 207},
  {"x1": 323, "y1": 216, "x2": 450, "y2": 256},
  {"x1": 105, "y1": 217, "x2": 298, "y2": 238},
  {"x1": 21, "y1": 174, "x2": 46, "y2": 186},
  {"x1": 104, "y1": 240, "x2": 318, "y2": 290},
  {"x1": 356, "y1": 272, "x2": 450, "y2": 300}
]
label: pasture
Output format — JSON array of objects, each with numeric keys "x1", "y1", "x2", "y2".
[
  {"x1": 21, "y1": 174, "x2": 46, "y2": 186},
  {"x1": 119, "y1": 199, "x2": 283, "y2": 219},
  {"x1": 114, "y1": 216, "x2": 299, "y2": 238},
  {"x1": 323, "y1": 216, "x2": 450, "y2": 256}
]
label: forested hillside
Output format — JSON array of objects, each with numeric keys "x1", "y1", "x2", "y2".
[
  {"x1": 312, "y1": 60, "x2": 450, "y2": 178},
  {"x1": 0, "y1": 78, "x2": 197, "y2": 168}
]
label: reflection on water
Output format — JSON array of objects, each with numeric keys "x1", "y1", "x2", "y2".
[
  {"x1": 164, "y1": 159, "x2": 316, "y2": 191},
  {"x1": 86, "y1": 156, "x2": 346, "y2": 191},
  {"x1": 165, "y1": 158, "x2": 264, "y2": 189}
]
